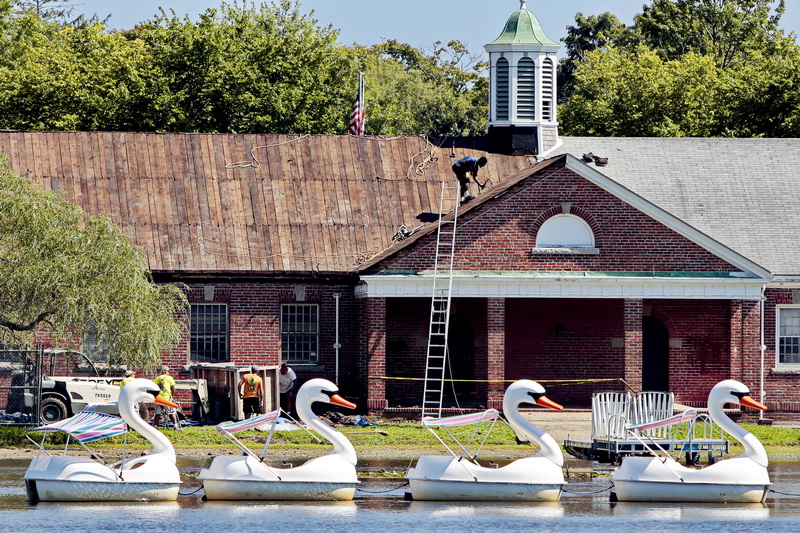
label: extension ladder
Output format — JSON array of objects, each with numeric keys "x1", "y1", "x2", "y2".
[{"x1": 421, "y1": 182, "x2": 461, "y2": 419}]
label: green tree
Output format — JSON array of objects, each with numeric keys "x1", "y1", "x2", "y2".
[
  {"x1": 560, "y1": 47, "x2": 724, "y2": 137},
  {"x1": 0, "y1": 158, "x2": 187, "y2": 369},
  {"x1": 558, "y1": 12, "x2": 632, "y2": 100},
  {"x1": 634, "y1": 0, "x2": 786, "y2": 67},
  {"x1": 714, "y1": 42, "x2": 800, "y2": 137},
  {"x1": 0, "y1": 17, "x2": 173, "y2": 131},
  {"x1": 13, "y1": 0, "x2": 108, "y2": 27},
  {"x1": 130, "y1": 1, "x2": 357, "y2": 133},
  {"x1": 559, "y1": 0, "x2": 800, "y2": 137},
  {"x1": 360, "y1": 40, "x2": 488, "y2": 136}
]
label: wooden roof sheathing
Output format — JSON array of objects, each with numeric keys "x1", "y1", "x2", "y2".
[{"x1": 0, "y1": 132, "x2": 535, "y2": 275}]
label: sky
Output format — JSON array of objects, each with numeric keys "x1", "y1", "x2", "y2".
[{"x1": 76, "y1": 0, "x2": 800, "y2": 59}]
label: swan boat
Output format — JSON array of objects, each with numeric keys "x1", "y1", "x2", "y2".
[
  {"x1": 611, "y1": 380, "x2": 771, "y2": 503},
  {"x1": 198, "y1": 378, "x2": 359, "y2": 501},
  {"x1": 406, "y1": 380, "x2": 566, "y2": 501},
  {"x1": 24, "y1": 378, "x2": 182, "y2": 502}
]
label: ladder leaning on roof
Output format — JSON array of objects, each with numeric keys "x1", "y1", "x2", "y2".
[{"x1": 421, "y1": 181, "x2": 461, "y2": 419}]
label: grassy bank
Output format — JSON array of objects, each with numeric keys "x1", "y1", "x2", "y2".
[{"x1": 3, "y1": 421, "x2": 800, "y2": 459}]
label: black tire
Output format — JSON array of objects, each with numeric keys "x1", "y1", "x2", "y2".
[
  {"x1": 138, "y1": 402, "x2": 150, "y2": 422},
  {"x1": 40, "y1": 396, "x2": 69, "y2": 423}
]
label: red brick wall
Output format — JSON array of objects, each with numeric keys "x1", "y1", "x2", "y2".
[
  {"x1": 762, "y1": 289, "x2": 800, "y2": 417},
  {"x1": 177, "y1": 283, "x2": 358, "y2": 387},
  {"x1": 486, "y1": 298, "x2": 506, "y2": 409},
  {"x1": 359, "y1": 297, "x2": 387, "y2": 413},
  {"x1": 383, "y1": 298, "x2": 487, "y2": 408},
  {"x1": 505, "y1": 298, "x2": 626, "y2": 406},
  {"x1": 376, "y1": 163, "x2": 737, "y2": 274},
  {"x1": 649, "y1": 300, "x2": 733, "y2": 403}
]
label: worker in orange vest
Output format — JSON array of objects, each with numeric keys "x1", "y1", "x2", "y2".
[{"x1": 238, "y1": 365, "x2": 264, "y2": 419}]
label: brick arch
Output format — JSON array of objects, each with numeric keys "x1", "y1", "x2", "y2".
[
  {"x1": 530, "y1": 205, "x2": 602, "y2": 245},
  {"x1": 649, "y1": 307, "x2": 678, "y2": 338}
]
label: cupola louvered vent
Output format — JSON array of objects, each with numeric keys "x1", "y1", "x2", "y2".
[
  {"x1": 495, "y1": 57, "x2": 510, "y2": 121},
  {"x1": 517, "y1": 57, "x2": 536, "y2": 120}
]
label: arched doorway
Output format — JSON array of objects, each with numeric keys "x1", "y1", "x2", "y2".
[
  {"x1": 447, "y1": 315, "x2": 476, "y2": 407},
  {"x1": 642, "y1": 316, "x2": 670, "y2": 391}
]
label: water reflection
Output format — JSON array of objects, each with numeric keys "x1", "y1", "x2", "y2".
[
  {"x1": 0, "y1": 458, "x2": 800, "y2": 531},
  {"x1": 610, "y1": 502, "x2": 771, "y2": 520},
  {"x1": 412, "y1": 500, "x2": 565, "y2": 518}
]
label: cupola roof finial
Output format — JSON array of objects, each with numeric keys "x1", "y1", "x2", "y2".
[{"x1": 520, "y1": 0, "x2": 527, "y2": 9}]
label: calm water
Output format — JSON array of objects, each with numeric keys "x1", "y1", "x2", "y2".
[{"x1": 4, "y1": 458, "x2": 800, "y2": 532}]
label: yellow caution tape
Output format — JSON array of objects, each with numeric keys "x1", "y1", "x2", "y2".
[{"x1": 368, "y1": 376, "x2": 623, "y2": 385}]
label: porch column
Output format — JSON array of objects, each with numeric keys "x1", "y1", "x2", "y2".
[
  {"x1": 486, "y1": 298, "x2": 506, "y2": 410},
  {"x1": 729, "y1": 300, "x2": 744, "y2": 380},
  {"x1": 362, "y1": 297, "x2": 387, "y2": 415},
  {"x1": 623, "y1": 298, "x2": 643, "y2": 391}
]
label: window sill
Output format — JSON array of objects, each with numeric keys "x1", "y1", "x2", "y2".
[
  {"x1": 531, "y1": 247, "x2": 599, "y2": 255},
  {"x1": 770, "y1": 367, "x2": 800, "y2": 375}
]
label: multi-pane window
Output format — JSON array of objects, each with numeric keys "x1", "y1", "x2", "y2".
[
  {"x1": 778, "y1": 306, "x2": 800, "y2": 365},
  {"x1": 281, "y1": 304, "x2": 319, "y2": 363},
  {"x1": 190, "y1": 303, "x2": 229, "y2": 362},
  {"x1": 83, "y1": 325, "x2": 110, "y2": 362}
]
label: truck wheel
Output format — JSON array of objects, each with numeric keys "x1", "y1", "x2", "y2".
[
  {"x1": 40, "y1": 396, "x2": 69, "y2": 423},
  {"x1": 139, "y1": 402, "x2": 150, "y2": 422}
]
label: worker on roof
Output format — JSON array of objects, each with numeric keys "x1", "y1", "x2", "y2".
[{"x1": 452, "y1": 156, "x2": 488, "y2": 204}]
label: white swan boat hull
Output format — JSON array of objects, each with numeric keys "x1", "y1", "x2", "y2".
[
  {"x1": 407, "y1": 455, "x2": 564, "y2": 502},
  {"x1": 201, "y1": 479, "x2": 357, "y2": 501},
  {"x1": 198, "y1": 453, "x2": 359, "y2": 501},
  {"x1": 408, "y1": 478, "x2": 562, "y2": 502},
  {"x1": 612, "y1": 480, "x2": 768, "y2": 503},
  {"x1": 24, "y1": 414, "x2": 182, "y2": 503},
  {"x1": 25, "y1": 478, "x2": 181, "y2": 502},
  {"x1": 612, "y1": 455, "x2": 771, "y2": 503}
]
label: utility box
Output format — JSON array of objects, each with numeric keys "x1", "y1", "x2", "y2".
[{"x1": 190, "y1": 363, "x2": 279, "y2": 421}]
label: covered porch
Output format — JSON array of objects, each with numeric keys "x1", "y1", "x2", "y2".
[{"x1": 356, "y1": 271, "x2": 765, "y2": 416}]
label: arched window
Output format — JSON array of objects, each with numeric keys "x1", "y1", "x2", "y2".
[
  {"x1": 517, "y1": 57, "x2": 536, "y2": 120},
  {"x1": 536, "y1": 214, "x2": 595, "y2": 248},
  {"x1": 542, "y1": 57, "x2": 554, "y2": 121},
  {"x1": 495, "y1": 57, "x2": 509, "y2": 121}
]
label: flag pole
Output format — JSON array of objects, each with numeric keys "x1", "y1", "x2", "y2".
[{"x1": 359, "y1": 71, "x2": 365, "y2": 135}]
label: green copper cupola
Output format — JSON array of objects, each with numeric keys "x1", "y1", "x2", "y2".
[{"x1": 485, "y1": 0, "x2": 561, "y2": 155}]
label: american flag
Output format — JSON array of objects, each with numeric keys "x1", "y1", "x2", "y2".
[{"x1": 348, "y1": 72, "x2": 365, "y2": 136}]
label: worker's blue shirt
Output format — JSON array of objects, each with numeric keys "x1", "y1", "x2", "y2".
[{"x1": 453, "y1": 156, "x2": 478, "y2": 172}]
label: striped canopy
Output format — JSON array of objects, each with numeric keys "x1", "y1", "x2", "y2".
[
  {"x1": 422, "y1": 409, "x2": 500, "y2": 428},
  {"x1": 26, "y1": 410, "x2": 128, "y2": 444},
  {"x1": 216, "y1": 409, "x2": 281, "y2": 435},
  {"x1": 626, "y1": 410, "x2": 697, "y2": 432}
]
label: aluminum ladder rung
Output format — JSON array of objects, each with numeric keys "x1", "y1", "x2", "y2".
[{"x1": 421, "y1": 180, "x2": 461, "y2": 419}]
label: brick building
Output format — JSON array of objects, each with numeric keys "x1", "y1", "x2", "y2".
[{"x1": 9, "y1": 1, "x2": 800, "y2": 420}]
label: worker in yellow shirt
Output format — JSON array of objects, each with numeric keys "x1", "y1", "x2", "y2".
[
  {"x1": 119, "y1": 369, "x2": 135, "y2": 390},
  {"x1": 153, "y1": 365, "x2": 181, "y2": 430}
]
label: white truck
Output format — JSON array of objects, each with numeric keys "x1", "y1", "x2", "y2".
[
  {"x1": 36, "y1": 350, "x2": 209, "y2": 423},
  {"x1": 39, "y1": 375, "x2": 123, "y2": 423}
]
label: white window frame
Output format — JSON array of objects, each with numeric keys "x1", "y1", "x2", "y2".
[
  {"x1": 533, "y1": 214, "x2": 599, "y2": 255},
  {"x1": 776, "y1": 305, "x2": 800, "y2": 368},
  {"x1": 281, "y1": 303, "x2": 320, "y2": 364},
  {"x1": 190, "y1": 303, "x2": 230, "y2": 363}
]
